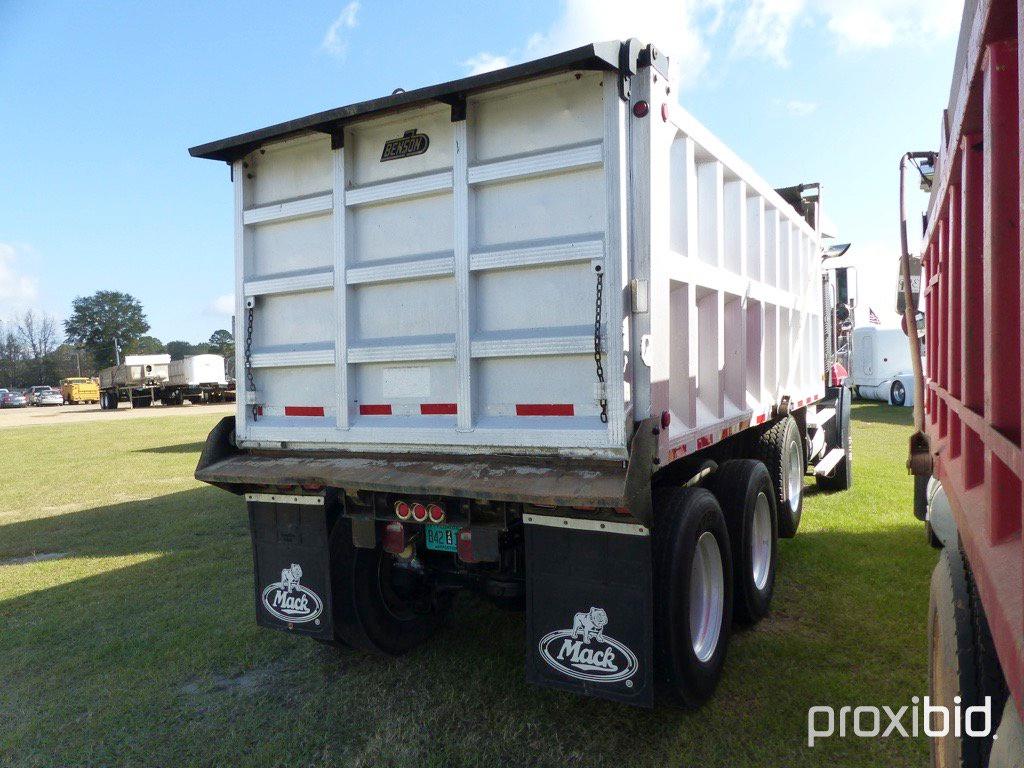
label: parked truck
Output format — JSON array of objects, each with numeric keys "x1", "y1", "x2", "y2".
[
  {"x1": 190, "y1": 40, "x2": 852, "y2": 707},
  {"x1": 99, "y1": 353, "x2": 232, "y2": 409},
  {"x1": 903, "y1": 0, "x2": 1024, "y2": 764},
  {"x1": 849, "y1": 326, "x2": 915, "y2": 407},
  {"x1": 60, "y1": 377, "x2": 100, "y2": 405}
]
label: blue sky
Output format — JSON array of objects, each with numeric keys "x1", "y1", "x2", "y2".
[{"x1": 1, "y1": 0, "x2": 960, "y2": 343}]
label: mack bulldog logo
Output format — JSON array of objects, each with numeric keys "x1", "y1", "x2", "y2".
[
  {"x1": 261, "y1": 563, "x2": 323, "y2": 624},
  {"x1": 380, "y1": 129, "x2": 430, "y2": 161},
  {"x1": 538, "y1": 607, "x2": 639, "y2": 683}
]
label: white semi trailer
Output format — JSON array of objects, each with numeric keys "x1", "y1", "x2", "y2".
[
  {"x1": 190, "y1": 40, "x2": 852, "y2": 707},
  {"x1": 99, "y1": 353, "x2": 233, "y2": 409}
]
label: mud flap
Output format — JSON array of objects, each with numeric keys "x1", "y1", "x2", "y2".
[
  {"x1": 524, "y1": 514, "x2": 654, "y2": 707},
  {"x1": 247, "y1": 493, "x2": 337, "y2": 641}
]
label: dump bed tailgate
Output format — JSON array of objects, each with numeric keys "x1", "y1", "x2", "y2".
[{"x1": 233, "y1": 69, "x2": 627, "y2": 458}]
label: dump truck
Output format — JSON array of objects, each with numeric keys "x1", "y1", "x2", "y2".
[
  {"x1": 902, "y1": 0, "x2": 1024, "y2": 764},
  {"x1": 190, "y1": 40, "x2": 853, "y2": 707},
  {"x1": 60, "y1": 377, "x2": 100, "y2": 405}
]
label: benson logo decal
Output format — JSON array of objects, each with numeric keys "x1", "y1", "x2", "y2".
[
  {"x1": 538, "y1": 607, "x2": 639, "y2": 684},
  {"x1": 380, "y1": 129, "x2": 429, "y2": 161},
  {"x1": 261, "y1": 563, "x2": 323, "y2": 624}
]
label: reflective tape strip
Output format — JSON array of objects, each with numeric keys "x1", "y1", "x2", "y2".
[
  {"x1": 284, "y1": 406, "x2": 325, "y2": 417},
  {"x1": 244, "y1": 493, "x2": 325, "y2": 505},
  {"x1": 524, "y1": 514, "x2": 648, "y2": 537},
  {"x1": 359, "y1": 404, "x2": 393, "y2": 415},
  {"x1": 516, "y1": 403, "x2": 574, "y2": 416},
  {"x1": 420, "y1": 403, "x2": 457, "y2": 415}
]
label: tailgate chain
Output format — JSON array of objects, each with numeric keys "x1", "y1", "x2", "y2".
[
  {"x1": 245, "y1": 305, "x2": 258, "y2": 422},
  {"x1": 594, "y1": 267, "x2": 607, "y2": 423}
]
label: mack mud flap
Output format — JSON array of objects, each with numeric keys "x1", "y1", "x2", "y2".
[
  {"x1": 524, "y1": 514, "x2": 654, "y2": 706},
  {"x1": 247, "y1": 492, "x2": 336, "y2": 641}
]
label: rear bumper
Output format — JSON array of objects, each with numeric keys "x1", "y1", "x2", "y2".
[{"x1": 195, "y1": 416, "x2": 653, "y2": 512}]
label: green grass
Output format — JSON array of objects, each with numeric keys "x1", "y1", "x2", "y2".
[{"x1": 0, "y1": 404, "x2": 933, "y2": 767}]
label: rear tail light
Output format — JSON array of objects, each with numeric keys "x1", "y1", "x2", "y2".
[
  {"x1": 427, "y1": 503, "x2": 445, "y2": 523},
  {"x1": 394, "y1": 501, "x2": 411, "y2": 520},
  {"x1": 457, "y1": 528, "x2": 475, "y2": 563},
  {"x1": 411, "y1": 503, "x2": 428, "y2": 522},
  {"x1": 383, "y1": 522, "x2": 406, "y2": 554}
]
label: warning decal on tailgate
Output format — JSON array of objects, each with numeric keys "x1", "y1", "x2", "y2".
[
  {"x1": 538, "y1": 607, "x2": 639, "y2": 684},
  {"x1": 261, "y1": 563, "x2": 323, "y2": 624},
  {"x1": 380, "y1": 129, "x2": 430, "y2": 161}
]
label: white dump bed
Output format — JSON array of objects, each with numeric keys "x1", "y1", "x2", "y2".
[
  {"x1": 169, "y1": 354, "x2": 228, "y2": 386},
  {"x1": 204, "y1": 43, "x2": 823, "y2": 461},
  {"x1": 99, "y1": 354, "x2": 171, "y2": 388}
]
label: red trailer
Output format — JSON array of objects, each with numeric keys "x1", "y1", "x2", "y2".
[{"x1": 905, "y1": 1, "x2": 1024, "y2": 766}]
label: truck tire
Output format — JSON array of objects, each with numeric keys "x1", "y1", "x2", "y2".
[
  {"x1": 652, "y1": 486, "x2": 733, "y2": 707},
  {"x1": 704, "y1": 460, "x2": 777, "y2": 625},
  {"x1": 928, "y1": 545, "x2": 1008, "y2": 768},
  {"x1": 329, "y1": 518, "x2": 447, "y2": 655},
  {"x1": 757, "y1": 415, "x2": 804, "y2": 538},
  {"x1": 816, "y1": 388, "x2": 852, "y2": 492},
  {"x1": 891, "y1": 380, "x2": 907, "y2": 407}
]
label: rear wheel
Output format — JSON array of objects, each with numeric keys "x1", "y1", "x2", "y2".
[
  {"x1": 329, "y1": 519, "x2": 448, "y2": 654},
  {"x1": 705, "y1": 460, "x2": 778, "y2": 625},
  {"x1": 928, "y1": 546, "x2": 1007, "y2": 767},
  {"x1": 652, "y1": 486, "x2": 733, "y2": 707},
  {"x1": 757, "y1": 415, "x2": 804, "y2": 538}
]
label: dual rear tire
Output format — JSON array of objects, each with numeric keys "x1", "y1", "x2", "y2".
[{"x1": 654, "y1": 460, "x2": 779, "y2": 705}]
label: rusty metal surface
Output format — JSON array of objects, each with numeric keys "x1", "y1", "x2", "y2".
[{"x1": 196, "y1": 449, "x2": 629, "y2": 508}]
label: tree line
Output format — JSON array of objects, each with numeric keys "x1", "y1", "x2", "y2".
[{"x1": 0, "y1": 291, "x2": 233, "y2": 390}]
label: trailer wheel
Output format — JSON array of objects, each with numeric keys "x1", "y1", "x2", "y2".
[
  {"x1": 329, "y1": 519, "x2": 447, "y2": 655},
  {"x1": 653, "y1": 486, "x2": 733, "y2": 707},
  {"x1": 704, "y1": 460, "x2": 777, "y2": 625},
  {"x1": 928, "y1": 545, "x2": 1008, "y2": 768},
  {"x1": 757, "y1": 416, "x2": 804, "y2": 538}
]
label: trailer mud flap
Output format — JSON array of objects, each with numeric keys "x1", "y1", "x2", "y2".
[
  {"x1": 524, "y1": 514, "x2": 654, "y2": 707},
  {"x1": 247, "y1": 493, "x2": 336, "y2": 641}
]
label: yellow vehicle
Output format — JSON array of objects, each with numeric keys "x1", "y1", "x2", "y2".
[{"x1": 61, "y1": 377, "x2": 100, "y2": 405}]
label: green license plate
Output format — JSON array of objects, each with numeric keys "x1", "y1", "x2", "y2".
[{"x1": 425, "y1": 524, "x2": 460, "y2": 553}]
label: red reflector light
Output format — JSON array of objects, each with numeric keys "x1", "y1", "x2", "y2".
[
  {"x1": 427, "y1": 503, "x2": 445, "y2": 523},
  {"x1": 394, "y1": 501, "x2": 411, "y2": 520},
  {"x1": 457, "y1": 528, "x2": 475, "y2": 563},
  {"x1": 661, "y1": 102, "x2": 669, "y2": 122},
  {"x1": 411, "y1": 503, "x2": 428, "y2": 522},
  {"x1": 632, "y1": 100, "x2": 650, "y2": 118},
  {"x1": 383, "y1": 522, "x2": 405, "y2": 554},
  {"x1": 661, "y1": 410, "x2": 671, "y2": 429}
]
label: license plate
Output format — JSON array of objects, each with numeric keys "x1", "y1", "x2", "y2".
[{"x1": 425, "y1": 524, "x2": 460, "y2": 553}]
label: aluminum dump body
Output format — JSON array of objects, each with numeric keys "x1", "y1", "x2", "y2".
[
  {"x1": 191, "y1": 41, "x2": 824, "y2": 471},
  {"x1": 98, "y1": 354, "x2": 171, "y2": 388}
]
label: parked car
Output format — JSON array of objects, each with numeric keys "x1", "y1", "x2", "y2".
[
  {"x1": 27, "y1": 385, "x2": 55, "y2": 405},
  {"x1": 1, "y1": 389, "x2": 29, "y2": 408},
  {"x1": 35, "y1": 388, "x2": 63, "y2": 407}
]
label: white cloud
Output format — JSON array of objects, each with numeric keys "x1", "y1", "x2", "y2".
[
  {"x1": 321, "y1": 2, "x2": 360, "y2": 58},
  {"x1": 730, "y1": 0, "x2": 964, "y2": 63},
  {"x1": 0, "y1": 242, "x2": 39, "y2": 313},
  {"x1": 462, "y1": 52, "x2": 512, "y2": 75},
  {"x1": 731, "y1": 0, "x2": 804, "y2": 67},
  {"x1": 785, "y1": 98, "x2": 818, "y2": 116},
  {"x1": 461, "y1": 0, "x2": 727, "y2": 88},
  {"x1": 208, "y1": 294, "x2": 235, "y2": 316}
]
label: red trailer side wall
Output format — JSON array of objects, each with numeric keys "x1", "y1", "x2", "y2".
[{"x1": 921, "y1": 0, "x2": 1023, "y2": 715}]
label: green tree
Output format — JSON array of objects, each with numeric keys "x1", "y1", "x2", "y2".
[
  {"x1": 166, "y1": 340, "x2": 192, "y2": 360},
  {"x1": 208, "y1": 329, "x2": 234, "y2": 356},
  {"x1": 131, "y1": 335, "x2": 166, "y2": 354},
  {"x1": 64, "y1": 291, "x2": 149, "y2": 369}
]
